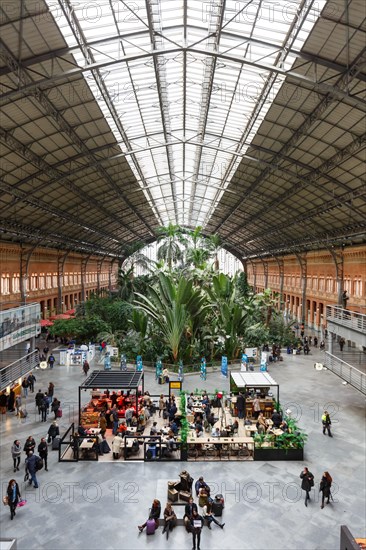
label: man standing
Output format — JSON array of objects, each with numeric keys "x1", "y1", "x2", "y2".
[
  {"x1": 27, "y1": 372, "x2": 36, "y2": 393},
  {"x1": 191, "y1": 508, "x2": 203, "y2": 550},
  {"x1": 300, "y1": 467, "x2": 314, "y2": 506},
  {"x1": 35, "y1": 389, "x2": 45, "y2": 415},
  {"x1": 25, "y1": 451, "x2": 39, "y2": 488},
  {"x1": 236, "y1": 392, "x2": 245, "y2": 419},
  {"x1": 322, "y1": 410, "x2": 333, "y2": 437},
  {"x1": 38, "y1": 438, "x2": 48, "y2": 471},
  {"x1": 111, "y1": 405, "x2": 119, "y2": 435}
]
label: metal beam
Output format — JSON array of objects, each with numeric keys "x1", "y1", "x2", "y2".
[
  {"x1": 1, "y1": 45, "x2": 365, "y2": 109},
  {"x1": 0, "y1": 40, "x2": 155, "y2": 238}
]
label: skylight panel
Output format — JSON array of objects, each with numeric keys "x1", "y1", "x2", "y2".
[{"x1": 45, "y1": 0, "x2": 323, "y2": 229}]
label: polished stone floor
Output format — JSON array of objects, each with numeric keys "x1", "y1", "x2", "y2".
[{"x1": 0, "y1": 343, "x2": 365, "y2": 550}]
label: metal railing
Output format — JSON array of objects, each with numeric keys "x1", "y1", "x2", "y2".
[
  {"x1": 326, "y1": 305, "x2": 366, "y2": 333},
  {"x1": 0, "y1": 350, "x2": 39, "y2": 390},
  {"x1": 324, "y1": 351, "x2": 366, "y2": 395}
]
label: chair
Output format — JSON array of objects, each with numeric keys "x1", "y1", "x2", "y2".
[{"x1": 220, "y1": 444, "x2": 230, "y2": 460}]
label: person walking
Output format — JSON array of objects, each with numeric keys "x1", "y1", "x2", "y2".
[
  {"x1": 322, "y1": 410, "x2": 333, "y2": 437},
  {"x1": 23, "y1": 436, "x2": 36, "y2": 457},
  {"x1": 51, "y1": 397, "x2": 61, "y2": 420},
  {"x1": 38, "y1": 438, "x2": 48, "y2": 471},
  {"x1": 339, "y1": 337, "x2": 345, "y2": 351},
  {"x1": 21, "y1": 377, "x2": 29, "y2": 398},
  {"x1": 48, "y1": 420, "x2": 60, "y2": 443},
  {"x1": 40, "y1": 395, "x2": 48, "y2": 422},
  {"x1": 47, "y1": 382, "x2": 55, "y2": 398},
  {"x1": 15, "y1": 394, "x2": 22, "y2": 416},
  {"x1": 82, "y1": 360, "x2": 90, "y2": 376},
  {"x1": 300, "y1": 467, "x2": 314, "y2": 506},
  {"x1": 158, "y1": 394, "x2": 165, "y2": 418},
  {"x1": 11, "y1": 440, "x2": 22, "y2": 472},
  {"x1": 35, "y1": 389, "x2": 45, "y2": 415},
  {"x1": 319, "y1": 471, "x2": 333, "y2": 509},
  {"x1": 6, "y1": 479, "x2": 21, "y2": 520},
  {"x1": 0, "y1": 390, "x2": 8, "y2": 419},
  {"x1": 25, "y1": 451, "x2": 39, "y2": 488},
  {"x1": 48, "y1": 353, "x2": 55, "y2": 369},
  {"x1": 190, "y1": 508, "x2": 203, "y2": 550},
  {"x1": 202, "y1": 500, "x2": 225, "y2": 529}
]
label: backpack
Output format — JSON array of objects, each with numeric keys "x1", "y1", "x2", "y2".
[{"x1": 35, "y1": 456, "x2": 44, "y2": 471}]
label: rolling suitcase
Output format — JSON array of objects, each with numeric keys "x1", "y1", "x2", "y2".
[
  {"x1": 146, "y1": 519, "x2": 156, "y2": 535},
  {"x1": 212, "y1": 494, "x2": 225, "y2": 516},
  {"x1": 52, "y1": 437, "x2": 61, "y2": 451}
]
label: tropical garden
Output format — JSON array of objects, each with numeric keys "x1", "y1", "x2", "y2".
[{"x1": 49, "y1": 225, "x2": 297, "y2": 366}]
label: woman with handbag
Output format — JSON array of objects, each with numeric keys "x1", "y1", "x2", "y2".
[
  {"x1": 7, "y1": 479, "x2": 21, "y2": 520},
  {"x1": 319, "y1": 471, "x2": 333, "y2": 509}
]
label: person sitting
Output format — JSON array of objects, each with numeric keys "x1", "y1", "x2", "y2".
[
  {"x1": 271, "y1": 410, "x2": 282, "y2": 428},
  {"x1": 184, "y1": 497, "x2": 198, "y2": 532},
  {"x1": 256, "y1": 412, "x2": 267, "y2": 434},
  {"x1": 77, "y1": 425, "x2": 87, "y2": 436},
  {"x1": 211, "y1": 427, "x2": 221, "y2": 437},
  {"x1": 138, "y1": 499, "x2": 161, "y2": 532},
  {"x1": 150, "y1": 421, "x2": 160, "y2": 436},
  {"x1": 202, "y1": 500, "x2": 225, "y2": 529},
  {"x1": 279, "y1": 420, "x2": 289, "y2": 433},
  {"x1": 170, "y1": 420, "x2": 179, "y2": 435},
  {"x1": 207, "y1": 412, "x2": 216, "y2": 427},
  {"x1": 166, "y1": 432, "x2": 177, "y2": 452},
  {"x1": 162, "y1": 502, "x2": 177, "y2": 539},
  {"x1": 195, "y1": 476, "x2": 210, "y2": 497},
  {"x1": 118, "y1": 420, "x2": 127, "y2": 435},
  {"x1": 195, "y1": 426, "x2": 203, "y2": 438},
  {"x1": 226, "y1": 419, "x2": 239, "y2": 435}
]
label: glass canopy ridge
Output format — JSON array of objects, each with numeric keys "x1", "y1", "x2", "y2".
[{"x1": 47, "y1": 0, "x2": 325, "y2": 228}]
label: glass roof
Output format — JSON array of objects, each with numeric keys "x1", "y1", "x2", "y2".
[{"x1": 47, "y1": 0, "x2": 325, "y2": 228}]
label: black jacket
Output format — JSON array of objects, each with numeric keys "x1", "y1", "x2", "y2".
[
  {"x1": 300, "y1": 470, "x2": 314, "y2": 491},
  {"x1": 319, "y1": 476, "x2": 332, "y2": 497},
  {"x1": 7, "y1": 482, "x2": 21, "y2": 505},
  {"x1": 38, "y1": 441, "x2": 48, "y2": 457},
  {"x1": 184, "y1": 502, "x2": 198, "y2": 518}
]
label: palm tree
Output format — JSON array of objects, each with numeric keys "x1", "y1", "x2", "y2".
[
  {"x1": 156, "y1": 223, "x2": 187, "y2": 270},
  {"x1": 206, "y1": 233, "x2": 222, "y2": 271},
  {"x1": 134, "y1": 272, "x2": 207, "y2": 362}
]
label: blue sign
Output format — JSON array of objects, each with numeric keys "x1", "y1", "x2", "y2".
[
  {"x1": 120, "y1": 354, "x2": 127, "y2": 371},
  {"x1": 178, "y1": 360, "x2": 184, "y2": 382},
  {"x1": 136, "y1": 355, "x2": 143, "y2": 372},
  {"x1": 104, "y1": 352, "x2": 111, "y2": 370},
  {"x1": 241, "y1": 353, "x2": 249, "y2": 372},
  {"x1": 221, "y1": 356, "x2": 228, "y2": 377},
  {"x1": 156, "y1": 359, "x2": 162, "y2": 380},
  {"x1": 200, "y1": 357, "x2": 207, "y2": 381}
]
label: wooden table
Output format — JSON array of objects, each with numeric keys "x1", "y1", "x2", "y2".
[
  {"x1": 80, "y1": 439, "x2": 95, "y2": 449},
  {"x1": 188, "y1": 436, "x2": 253, "y2": 445}
]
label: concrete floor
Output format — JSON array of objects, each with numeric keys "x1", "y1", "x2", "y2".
[{"x1": 0, "y1": 343, "x2": 365, "y2": 550}]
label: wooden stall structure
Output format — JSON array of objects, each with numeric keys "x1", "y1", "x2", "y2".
[{"x1": 230, "y1": 372, "x2": 279, "y2": 419}]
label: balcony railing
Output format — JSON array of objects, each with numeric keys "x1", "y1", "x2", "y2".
[
  {"x1": 326, "y1": 305, "x2": 366, "y2": 334},
  {"x1": 0, "y1": 351, "x2": 39, "y2": 391},
  {"x1": 324, "y1": 352, "x2": 366, "y2": 395}
]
